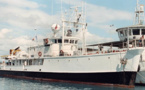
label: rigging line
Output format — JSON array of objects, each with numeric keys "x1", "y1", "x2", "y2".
[
  {"x1": 61, "y1": 0, "x2": 63, "y2": 19},
  {"x1": 51, "y1": 0, "x2": 54, "y2": 21}
]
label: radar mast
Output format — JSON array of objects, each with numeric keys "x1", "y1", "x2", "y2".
[{"x1": 134, "y1": 0, "x2": 144, "y2": 25}]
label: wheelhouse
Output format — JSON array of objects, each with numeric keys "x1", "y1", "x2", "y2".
[
  {"x1": 116, "y1": 25, "x2": 145, "y2": 41},
  {"x1": 116, "y1": 25, "x2": 145, "y2": 47}
]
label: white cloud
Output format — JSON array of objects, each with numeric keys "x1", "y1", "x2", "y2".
[
  {"x1": 0, "y1": 0, "x2": 58, "y2": 55},
  {"x1": 61, "y1": 0, "x2": 132, "y2": 23},
  {"x1": 85, "y1": 32, "x2": 113, "y2": 44},
  {"x1": 87, "y1": 4, "x2": 132, "y2": 24},
  {"x1": 95, "y1": 24, "x2": 117, "y2": 34},
  {"x1": 61, "y1": 0, "x2": 133, "y2": 32},
  {"x1": 0, "y1": 28, "x2": 12, "y2": 38},
  {"x1": 0, "y1": 0, "x2": 40, "y2": 9},
  {"x1": 76, "y1": 30, "x2": 113, "y2": 45},
  {"x1": 0, "y1": 1, "x2": 59, "y2": 30},
  {"x1": 0, "y1": 0, "x2": 131, "y2": 55},
  {"x1": 0, "y1": 32, "x2": 46, "y2": 55}
]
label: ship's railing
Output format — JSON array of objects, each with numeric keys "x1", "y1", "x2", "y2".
[
  {"x1": 86, "y1": 48, "x2": 127, "y2": 55},
  {"x1": 130, "y1": 39, "x2": 145, "y2": 48}
]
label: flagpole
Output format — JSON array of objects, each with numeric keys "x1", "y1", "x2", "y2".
[{"x1": 34, "y1": 28, "x2": 39, "y2": 47}]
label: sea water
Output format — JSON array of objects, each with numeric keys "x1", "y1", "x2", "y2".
[{"x1": 0, "y1": 77, "x2": 144, "y2": 90}]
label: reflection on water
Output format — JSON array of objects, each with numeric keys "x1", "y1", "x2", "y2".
[{"x1": 0, "y1": 77, "x2": 144, "y2": 90}]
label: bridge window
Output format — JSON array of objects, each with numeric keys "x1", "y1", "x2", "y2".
[
  {"x1": 58, "y1": 39, "x2": 62, "y2": 43},
  {"x1": 142, "y1": 29, "x2": 145, "y2": 35},
  {"x1": 120, "y1": 31, "x2": 124, "y2": 37},
  {"x1": 70, "y1": 40, "x2": 74, "y2": 44},
  {"x1": 75, "y1": 40, "x2": 78, "y2": 44},
  {"x1": 64, "y1": 39, "x2": 69, "y2": 43},
  {"x1": 55, "y1": 39, "x2": 57, "y2": 43},
  {"x1": 124, "y1": 30, "x2": 127, "y2": 36},
  {"x1": 133, "y1": 29, "x2": 140, "y2": 35},
  {"x1": 129, "y1": 29, "x2": 132, "y2": 35}
]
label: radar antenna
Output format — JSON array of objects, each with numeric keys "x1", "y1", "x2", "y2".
[{"x1": 51, "y1": 24, "x2": 60, "y2": 37}]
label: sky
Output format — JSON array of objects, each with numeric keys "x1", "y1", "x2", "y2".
[{"x1": 0, "y1": 0, "x2": 144, "y2": 55}]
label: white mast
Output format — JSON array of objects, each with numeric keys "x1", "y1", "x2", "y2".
[
  {"x1": 82, "y1": 2, "x2": 86, "y2": 55},
  {"x1": 127, "y1": 27, "x2": 129, "y2": 49},
  {"x1": 60, "y1": 3, "x2": 87, "y2": 54},
  {"x1": 61, "y1": 0, "x2": 64, "y2": 51},
  {"x1": 62, "y1": 21, "x2": 65, "y2": 51},
  {"x1": 134, "y1": 0, "x2": 144, "y2": 25}
]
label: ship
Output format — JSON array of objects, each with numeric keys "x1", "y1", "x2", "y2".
[{"x1": 0, "y1": 1, "x2": 144, "y2": 88}]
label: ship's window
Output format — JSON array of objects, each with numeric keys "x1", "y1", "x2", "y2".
[
  {"x1": 19, "y1": 60, "x2": 21, "y2": 65},
  {"x1": 12, "y1": 60, "x2": 14, "y2": 66},
  {"x1": 39, "y1": 59, "x2": 44, "y2": 65},
  {"x1": 22, "y1": 55, "x2": 27, "y2": 57},
  {"x1": 133, "y1": 29, "x2": 140, "y2": 35},
  {"x1": 120, "y1": 31, "x2": 124, "y2": 37},
  {"x1": 58, "y1": 39, "x2": 62, "y2": 43},
  {"x1": 142, "y1": 29, "x2": 145, "y2": 35},
  {"x1": 55, "y1": 39, "x2": 57, "y2": 43},
  {"x1": 129, "y1": 29, "x2": 132, "y2": 35},
  {"x1": 64, "y1": 39, "x2": 69, "y2": 43},
  {"x1": 51, "y1": 39, "x2": 55, "y2": 43},
  {"x1": 75, "y1": 40, "x2": 78, "y2": 44},
  {"x1": 27, "y1": 60, "x2": 29, "y2": 65},
  {"x1": 118, "y1": 32, "x2": 120, "y2": 37},
  {"x1": 124, "y1": 30, "x2": 127, "y2": 36},
  {"x1": 6, "y1": 61, "x2": 11, "y2": 66},
  {"x1": 29, "y1": 60, "x2": 32, "y2": 65},
  {"x1": 124, "y1": 29, "x2": 132, "y2": 36},
  {"x1": 70, "y1": 40, "x2": 74, "y2": 44},
  {"x1": 31, "y1": 55, "x2": 34, "y2": 57}
]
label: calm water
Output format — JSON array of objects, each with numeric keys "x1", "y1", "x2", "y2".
[{"x1": 0, "y1": 77, "x2": 145, "y2": 90}]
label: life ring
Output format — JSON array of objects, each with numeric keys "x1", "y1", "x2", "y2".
[
  {"x1": 45, "y1": 39, "x2": 48, "y2": 44},
  {"x1": 38, "y1": 52, "x2": 42, "y2": 57}
]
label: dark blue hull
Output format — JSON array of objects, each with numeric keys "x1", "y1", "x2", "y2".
[{"x1": 0, "y1": 70, "x2": 137, "y2": 88}]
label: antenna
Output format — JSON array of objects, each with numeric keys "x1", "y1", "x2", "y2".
[{"x1": 134, "y1": 0, "x2": 144, "y2": 25}]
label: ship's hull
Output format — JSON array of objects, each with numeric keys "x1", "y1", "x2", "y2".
[
  {"x1": 0, "y1": 49, "x2": 143, "y2": 87},
  {"x1": 135, "y1": 50, "x2": 145, "y2": 85},
  {"x1": 0, "y1": 70, "x2": 136, "y2": 87}
]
